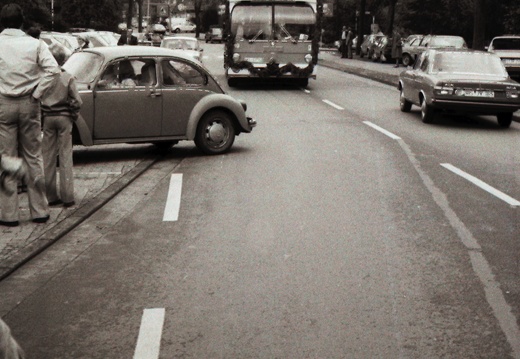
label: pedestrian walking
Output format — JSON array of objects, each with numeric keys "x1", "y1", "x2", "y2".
[
  {"x1": 391, "y1": 29, "x2": 403, "y2": 67},
  {"x1": 340, "y1": 26, "x2": 347, "y2": 58},
  {"x1": 0, "y1": 318, "x2": 25, "y2": 359},
  {"x1": 346, "y1": 27, "x2": 354, "y2": 59},
  {"x1": 41, "y1": 44, "x2": 82, "y2": 208},
  {"x1": 0, "y1": 3, "x2": 60, "y2": 227}
]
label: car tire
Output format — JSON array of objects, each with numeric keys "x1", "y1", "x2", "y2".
[
  {"x1": 195, "y1": 110, "x2": 236, "y2": 155},
  {"x1": 420, "y1": 98, "x2": 434, "y2": 124},
  {"x1": 174, "y1": 28, "x2": 181, "y2": 33},
  {"x1": 402, "y1": 54, "x2": 412, "y2": 67},
  {"x1": 400, "y1": 89, "x2": 412, "y2": 112},
  {"x1": 497, "y1": 113, "x2": 513, "y2": 128}
]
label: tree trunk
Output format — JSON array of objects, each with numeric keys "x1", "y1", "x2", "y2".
[
  {"x1": 473, "y1": 0, "x2": 486, "y2": 49},
  {"x1": 356, "y1": 0, "x2": 366, "y2": 55},
  {"x1": 387, "y1": 0, "x2": 397, "y2": 35},
  {"x1": 127, "y1": 0, "x2": 133, "y2": 30},
  {"x1": 137, "y1": 0, "x2": 143, "y2": 32}
]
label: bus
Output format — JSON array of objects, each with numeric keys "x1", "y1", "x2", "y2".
[{"x1": 223, "y1": 0, "x2": 320, "y2": 86}]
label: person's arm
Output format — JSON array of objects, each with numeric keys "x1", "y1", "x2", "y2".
[
  {"x1": 67, "y1": 76, "x2": 83, "y2": 119},
  {"x1": 32, "y1": 40, "x2": 60, "y2": 101}
]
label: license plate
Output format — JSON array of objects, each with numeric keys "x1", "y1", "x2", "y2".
[
  {"x1": 503, "y1": 59, "x2": 520, "y2": 65},
  {"x1": 458, "y1": 90, "x2": 495, "y2": 98}
]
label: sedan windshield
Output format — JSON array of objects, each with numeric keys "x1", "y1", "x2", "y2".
[
  {"x1": 63, "y1": 52, "x2": 104, "y2": 83},
  {"x1": 431, "y1": 52, "x2": 508, "y2": 77},
  {"x1": 231, "y1": 4, "x2": 315, "y2": 41}
]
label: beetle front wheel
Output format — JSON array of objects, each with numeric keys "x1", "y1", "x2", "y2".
[{"x1": 195, "y1": 111, "x2": 236, "y2": 155}]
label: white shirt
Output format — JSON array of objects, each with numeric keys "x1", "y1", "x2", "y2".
[{"x1": 0, "y1": 28, "x2": 60, "y2": 99}]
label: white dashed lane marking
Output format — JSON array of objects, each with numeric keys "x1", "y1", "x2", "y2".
[
  {"x1": 163, "y1": 174, "x2": 183, "y2": 221},
  {"x1": 133, "y1": 308, "x2": 165, "y2": 359},
  {"x1": 322, "y1": 99, "x2": 344, "y2": 110},
  {"x1": 441, "y1": 163, "x2": 520, "y2": 207}
]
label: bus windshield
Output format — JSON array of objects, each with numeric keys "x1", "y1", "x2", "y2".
[{"x1": 231, "y1": 4, "x2": 315, "y2": 41}]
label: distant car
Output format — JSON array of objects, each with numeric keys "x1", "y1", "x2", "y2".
[
  {"x1": 160, "y1": 36, "x2": 203, "y2": 63},
  {"x1": 40, "y1": 31, "x2": 80, "y2": 53},
  {"x1": 62, "y1": 46, "x2": 256, "y2": 154},
  {"x1": 487, "y1": 35, "x2": 520, "y2": 80},
  {"x1": 169, "y1": 19, "x2": 196, "y2": 33},
  {"x1": 73, "y1": 31, "x2": 118, "y2": 48},
  {"x1": 205, "y1": 26, "x2": 223, "y2": 43},
  {"x1": 398, "y1": 49, "x2": 520, "y2": 127},
  {"x1": 359, "y1": 34, "x2": 384, "y2": 59},
  {"x1": 401, "y1": 35, "x2": 467, "y2": 67}
]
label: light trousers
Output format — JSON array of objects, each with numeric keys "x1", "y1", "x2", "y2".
[
  {"x1": 42, "y1": 115, "x2": 74, "y2": 204},
  {"x1": 0, "y1": 94, "x2": 49, "y2": 222}
]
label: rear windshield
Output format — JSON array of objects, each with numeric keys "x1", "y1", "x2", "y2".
[
  {"x1": 431, "y1": 52, "x2": 508, "y2": 76},
  {"x1": 492, "y1": 38, "x2": 520, "y2": 50},
  {"x1": 430, "y1": 36, "x2": 466, "y2": 48},
  {"x1": 63, "y1": 52, "x2": 104, "y2": 83}
]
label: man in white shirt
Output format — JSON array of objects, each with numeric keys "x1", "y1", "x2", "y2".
[{"x1": 0, "y1": 3, "x2": 60, "y2": 227}]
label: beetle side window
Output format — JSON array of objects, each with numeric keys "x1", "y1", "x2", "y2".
[{"x1": 161, "y1": 60, "x2": 205, "y2": 87}]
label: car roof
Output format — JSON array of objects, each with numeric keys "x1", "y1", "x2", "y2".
[
  {"x1": 162, "y1": 36, "x2": 198, "y2": 41},
  {"x1": 426, "y1": 48, "x2": 494, "y2": 56},
  {"x1": 82, "y1": 45, "x2": 198, "y2": 63},
  {"x1": 491, "y1": 35, "x2": 520, "y2": 40}
]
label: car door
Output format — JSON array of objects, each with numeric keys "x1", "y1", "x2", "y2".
[
  {"x1": 93, "y1": 58, "x2": 162, "y2": 140},
  {"x1": 160, "y1": 58, "x2": 210, "y2": 136}
]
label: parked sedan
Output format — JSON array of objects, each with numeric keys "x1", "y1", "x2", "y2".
[
  {"x1": 62, "y1": 46, "x2": 256, "y2": 154},
  {"x1": 205, "y1": 26, "x2": 223, "y2": 43},
  {"x1": 401, "y1": 35, "x2": 467, "y2": 67},
  {"x1": 398, "y1": 49, "x2": 520, "y2": 127},
  {"x1": 487, "y1": 35, "x2": 520, "y2": 80},
  {"x1": 160, "y1": 36, "x2": 203, "y2": 63}
]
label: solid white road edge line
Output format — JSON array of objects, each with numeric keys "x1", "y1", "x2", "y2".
[
  {"x1": 363, "y1": 121, "x2": 401, "y2": 140},
  {"x1": 133, "y1": 308, "x2": 165, "y2": 359},
  {"x1": 322, "y1": 99, "x2": 344, "y2": 110},
  {"x1": 163, "y1": 173, "x2": 183, "y2": 221},
  {"x1": 441, "y1": 163, "x2": 520, "y2": 207}
]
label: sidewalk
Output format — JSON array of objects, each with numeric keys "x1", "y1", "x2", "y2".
[
  {"x1": 318, "y1": 49, "x2": 403, "y2": 87},
  {"x1": 0, "y1": 145, "x2": 158, "y2": 280}
]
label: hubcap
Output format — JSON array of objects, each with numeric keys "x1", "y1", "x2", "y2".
[{"x1": 206, "y1": 121, "x2": 227, "y2": 145}]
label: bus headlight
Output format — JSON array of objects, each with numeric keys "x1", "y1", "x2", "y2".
[
  {"x1": 232, "y1": 53, "x2": 241, "y2": 62},
  {"x1": 304, "y1": 54, "x2": 313, "y2": 64}
]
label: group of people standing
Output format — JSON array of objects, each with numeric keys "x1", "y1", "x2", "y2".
[
  {"x1": 0, "y1": 3, "x2": 82, "y2": 228},
  {"x1": 340, "y1": 25, "x2": 404, "y2": 67}
]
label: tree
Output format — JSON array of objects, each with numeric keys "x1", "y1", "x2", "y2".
[{"x1": 0, "y1": 0, "x2": 51, "y2": 29}]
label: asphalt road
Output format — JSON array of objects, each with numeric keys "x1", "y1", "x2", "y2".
[{"x1": 0, "y1": 43, "x2": 519, "y2": 358}]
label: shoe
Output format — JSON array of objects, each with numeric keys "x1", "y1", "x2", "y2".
[
  {"x1": 394, "y1": 65, "x2": 399, "y2": 68},
  {"x1": 48, "y1": 200, "x2": 63, "y2": 206},
  {"x1": 0, "y1": 220, "x2": 19, "y2": 227},
  {"x1": 63, "y1": 201, "x2": 75, "y2": 208},
  {"x1": 32, "y1": 215, "x2": 50, "y2": 224}
]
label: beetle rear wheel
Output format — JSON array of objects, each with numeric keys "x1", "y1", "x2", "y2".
[{"x1": 195, "y1": 110, "x2": 236, "y2": 155}]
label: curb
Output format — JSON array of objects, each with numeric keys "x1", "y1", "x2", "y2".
[{"x1": 0, "y1": 157, "x2": 158, "y2": 281}]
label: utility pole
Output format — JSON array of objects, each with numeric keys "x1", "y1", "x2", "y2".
[{"x1": 127, "y1": 0, "x2": 134, "y2": 30}]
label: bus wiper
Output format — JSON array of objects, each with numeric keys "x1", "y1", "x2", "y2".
[
  {"x1": 249, "y1": 29, "x2": 263, "y2": 43},
  {"x1": 279, "y1": 24, "x2": 297, "y2": 44}
]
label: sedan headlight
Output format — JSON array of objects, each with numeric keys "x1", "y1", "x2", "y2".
[
  {"x1": 434, "y1": 84, "x2": 454, "y2": 95},
  {"x1": 506, "y1": 90, "x2": 519, "y2": 99}
]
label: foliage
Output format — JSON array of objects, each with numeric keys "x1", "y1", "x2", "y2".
[
  {"x1": 0, "y1": 0, "x2": 51, "y2": 30},
  {"x1": 60, "y1": 0, "x2": 123, "y2": 32}
]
